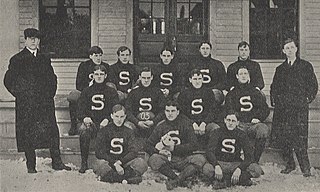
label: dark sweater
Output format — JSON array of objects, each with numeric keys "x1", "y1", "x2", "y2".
[{"x1": 95, "y1": 123, "x2": 138, "y2": 165}]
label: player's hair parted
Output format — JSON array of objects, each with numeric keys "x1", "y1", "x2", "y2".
[
  {"x1": 165, "y1": 100, "x2": 180, "y2": 110},
  {"x1": 93, "y1": 65, "x2": 107, "y2": 73},
  {"x1": 282, "y1": 38, "x2": 298, "y2": 49},
  {"x1": 160, "y1": 46, "x2": 175, "y2": 55},
  {"x1": 237, "y1": 66, "x2": 250, "y2": 75},
  {"x1": 88, "y1": 46, "x2": 103, "y2": 56},
  {"x1": 116, "y1": 46, "x2": 132, "y2": 56},
  {"x1": 112, "y1": 104, "x2": 126, "y2": 114},
  {"x1": 199, "y1": 41, "x2": 212, "y2": 49},
  {"x1": 225, "y1": 109, "x2": 239, "y2": 120},
  {"x1": 140, "y1": 66, "x2": 153, "y2": 75},
  {"x1": 238, "y1": 41, "x2": 250, "y2": 50},
  {"x1": 189, "y1": 68, "x2": 203, "y2": 78}
]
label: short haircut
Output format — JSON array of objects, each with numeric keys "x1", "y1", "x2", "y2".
[
  {"x1": 237, "y1": 66, "x2": 250, "y2": 75},
  {"x1": 88, "y1": 46, "x2": 103, "y2": 55},
  {"x1": 117, "y1": 46, "x2": 132, "y2": 56},
  {"x1": 282, "y1": 38, "x2": 298, "y2": 49},
  {"x1": 112, "y1": 104, "x2": 126, "y2": 114},
  {"x1": 140, "y1": 66, "x2": 153, "y2": 76},
  {"x1": 225, "y1": 109, "x2": 239, "y2": 120},
  {"x1": 199, "y1": 41, "x2": 212, "y2": 49},
  {"x1": 189, "y1": 68, "x2": 203, "y2": 78},
  {"x1": 165, "y1": 100, "x2": 180, "y2": 111},
  {"x1": 238, "y1": 41, "x2": 250, "y2": 50},
  {"x1": 160, "y1": 47, "x2": 174, "y2": 55},
  {"x1": 24, "y1": 28, "x2": 41, "y2": 39},
  {"x1": 93, "y1": 65, "x2": 107, "y2": 73}
]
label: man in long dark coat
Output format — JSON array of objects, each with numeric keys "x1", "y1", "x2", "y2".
[
  {"x1": 4, "y1": 28, "x2": 71, "y2": 173},
  {"x1": 270, "y1": 38, "x2": 318, "y2": 177}
]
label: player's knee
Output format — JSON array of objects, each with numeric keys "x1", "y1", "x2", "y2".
[
  {"x1": 148, "y1": 154, "x2": 167, "y2": 171},
  {"x1": 188, "y1": 154, "x2": 207, "y2": 168},
  {"x1": 124, "y1": 121, "x2": 136, "y2": 130},
  {"x1": 206, "y1": 122, "x2": 220, "y2": 132},
  {"x1": 202, "y1": 162, "x2": 214, "y2": 178},
  {"x1": 67, "y1": 90, "x2": 81, "y2": 102},
  {"x1": 247, "y1": 163, "x2": 263, "y2": 178},
  {"x1": 92, "y1": 159, "x2": 112, "y2": 177},
  {"x1": 255, "y1": 123, "x2": 270, "y2": 139},
  {"x1": 130, "y1": 157, "x2": 148, "y2": 175}
]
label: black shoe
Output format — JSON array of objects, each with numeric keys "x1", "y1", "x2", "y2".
[
  {"x1": 240, "y1": 178, "x2": 253, "y2": 186},
  {"x1": 79, "y1": 163, "x2": 88, "y2": 174},
  {"x1": 303, "y1": 170, "x2": 311, "y2": 177},
  {"x1": 27, "y1": 168, "x2": 37, "y2": 174},
  {"x1": 52, "y1": 163, "x2": 72, "y2": 171},
  {"x1": 280, "y1": 167, "x2": 295, "y2": 174},
  {"x1": 212, "y1": 180, "x2": 227, "y2": 189},
  {"x1": 165, "y1": 179, "x2": 179, "y2": 190},
  {"x1": 126, "y1": 176, "x2": 142, "y2": 184}
]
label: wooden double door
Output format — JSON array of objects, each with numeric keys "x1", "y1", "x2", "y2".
[{"x1": 133, "y1": 0, "x2": 209, "y2": 65}]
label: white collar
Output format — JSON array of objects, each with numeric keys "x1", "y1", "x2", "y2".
[{"x1": 26, "y1": 47, "x2": 37, "y2": 56}]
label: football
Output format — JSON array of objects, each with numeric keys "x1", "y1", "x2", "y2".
[
  {"x1": 106, "y1": 82, "x2": 117, "y2": 91},
  {"x1": 212, "y1": 89, "x2": 225, "y2": 105},
  {"x1": 136, "y1": 111, "x2": 155, "y2": 121}
]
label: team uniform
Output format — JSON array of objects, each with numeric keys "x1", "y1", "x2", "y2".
[
  {"x1": 125, "y1": 84, "x2": 166, "y2": 148},
  {"x1": 270, "y1": 58, "x2": 318, "y2": 174},
  {"x1": 226, "y1": 58, "x2": 265, "y2": 91},
  {"x1": 147, "y1": 114, "x2": 207, "y2": 188},
  {"x1": 67, "y1": 60, "x2": 111, "y2": 134},
  {"x1": 109, "y1": 60, "x2": 139, "y2": 95},
  {"x1": 225, "y1": 83, "x2": 270, "y2": 163},
  {"x1": 153, "y1": 59, "x2": 182, "y2": 99},
  {"x1": 177, "y1": 87, "x2": 222, "y2": 149},
  {"x1": 206, "y1": 126, "x2": 262, "y2": 186},
  {"x1": 188, "y1": 54, "x2": 226, "y2": 91},
  {"x1": 94, "y1": 123, "x2": 148, "y2": 183},
  {"x1": 77, "y1": 82, "x2": 119, "y2": 169}
]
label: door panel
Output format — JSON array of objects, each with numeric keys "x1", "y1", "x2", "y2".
[{"x1": 134, "y1": 0, "x2": 208, "y2": 65}]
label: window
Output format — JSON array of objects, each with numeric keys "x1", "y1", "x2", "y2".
[
  {"x1": 249, "y1": 0, "x2": 299, "y2": 59},
  {"x1": 39, "y1": 0, "x2": 91, "y2": 58}
]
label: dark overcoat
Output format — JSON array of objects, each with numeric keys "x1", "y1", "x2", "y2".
[
  {"x1": 4, "y1": 48, "x2": 60, "y2": 152},
  {"x1": 270, "y1": 57, "x2": 318, "y2": 146}
]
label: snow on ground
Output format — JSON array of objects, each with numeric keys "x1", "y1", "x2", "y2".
[{"x1": 1, "y1": 157, "x2": 320, "y2": 192}]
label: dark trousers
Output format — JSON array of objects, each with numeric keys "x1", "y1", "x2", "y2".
[{"x1": 79, "y1": 124, "x2": 97, "y2": 164}]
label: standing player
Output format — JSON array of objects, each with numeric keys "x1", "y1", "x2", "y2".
[
  {"x1": 177, "y1": 69, "x2": 222, "y2": 150},
  {"x1": 153, "y1": 47, "x2": 182, "y2": 100},
  {"x1": 226, "y1": 41, "x2": 264, "y2": 91},
  {"x1": 93, "y1": 104, "x2": 148, "y2": 184},
  {"x1": 67, "y1": 46, "x2": 111, "y2": 135},
  {"x1": 77, "y1": 65, "x2": 119, "y2": 173},
  {"x1": 270, "y1": 38, "x2": 318, "y2": 177},
  {"x1": 206, "y1": 111, "x2": 263, "y2": 189},
  {"x1": 125, "y1": 67, "x2": 166, "y2": 150},
  {"x1": 147, "y1": 100, "x2": 206, "y2": 190},
  {"x1": 109, "y1": 46, "x2": 139, "y2": 101},
  {"x1": 225, "y1": 66, "x2": 270, "y2": 163}
]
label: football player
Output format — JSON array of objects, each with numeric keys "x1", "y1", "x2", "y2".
[
  {"x1": 77, "y1": 65, "x2": 119, "y2": 173},
  {"x1": 94, "y1": 104, "x2": 148, "y2": 184},
  {"x1": 225, "y1": 66, "x2": 270, "y2": 164},
  {"x1": 147, "y1": 100, "x2": 206, "y2": 190}
]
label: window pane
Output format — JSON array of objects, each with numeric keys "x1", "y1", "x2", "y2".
[
  {"x1": 153, "y1": 3, "x2": 164, "y2": 18},
  {"x1": 42, "y1": 0, "x2": 57, "y2": 6},
  {"x1": 74, "y1": 0, "x2": 89, "y2": 6}
]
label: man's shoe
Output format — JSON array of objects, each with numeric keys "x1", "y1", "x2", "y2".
[
  {"x1": 126, "y1": 176, "x2": 142, "y2": 184},
  {"x1": 303, "y1": 170, "x2": 311, "y2": 177},
  {"x1": 52, "y1": 163, "x2": 71, "y2": 171},
  {"x1": 79, "y1": 163, "x2": 88, "y2": 174},
  {"x1": 27, "y1": 168, "x2": 37, "y2": 174},
  {"x1": 165, "y1": 179, "x2": 179, "y2": 190},
  {"x1": 212, "y1": 180, "x2": 227, "y2": 189},
  {"x1": 280, "y1": 167, "x2": 295, "y2": 174}
]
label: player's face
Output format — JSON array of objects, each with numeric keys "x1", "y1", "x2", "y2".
[
  {"x1": 224, "y1": 114, "x2": 239, "y2": 131},
  {"x1": 160, "y1": 50, "x2": 174, "y2": 65},
  {"x1": 118, "y1": 49, "x2": 131, "y2": 64},
  {"x1": 236, "y1": 68, "x2": 250, "y2": 84},
  {"x1": 189, "y1": 74, "x2": 203, "y2": 89},
  {"x1": 93, "y1": 69, "x2": 107, "y2": 84},
  {"x1": 165, "y1": 105, "x2": 180, "y2": 121},
  {"x1": 238, "y1": 45, "x2": 250, "y2": 60},
  {"x1": 282, "y1": 42, "x2": 297, "y2": 59},
  {"x1": 140, "y1": 71, "x2": 153, "y2": 87},
  {"x1": 90, "y1": 53, "x2": 103, "y2": 64},
  {"x1": 111, "y1": 110, "x2": 126, "y2": 127},
  {"x1": 199, "y1": 43, "x2": 211, "y2": 57},
  {"x1": 25, "y1": 37, "x2": 40, "y2": 51}
]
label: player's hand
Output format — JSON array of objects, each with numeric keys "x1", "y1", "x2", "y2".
[
  {"x1": 193, "y1": 122, "x2": 200, "y2": 135},
  {"x1": 159, "y1": 149, "x2": 171, "y2": 156},
  {"x1": 255, "y1": 87, "x2": 260, "y2": 91},
  {"x1": 231, "y1": 168, "x2": 241, "y2": 185},
  {"x1": 138, "y1": 121, "x2": 149, "y2": 129},
  {"x1": 199, "y1": 122, "x2": 206, "y2": 135},
  {"x1": 251, "y1": 118, "x2": 261, "y2": 124},
  {"x1": 114, "y1": 161, "x2": 124, "y2": 175},
  {"x1": 214, "y1": 165, "x2": 223, "y2": 180},
  {"x1": 230, "y1": 86, "x2": 235, "y2": 91},
  {"x1": 161, "y1": 88, "x2": 170, "y2": 97},
  {"x1": 144, "y1": 120, "x2": 154, "y2": 128},
  {"x1": 100, "y1": 119, "x2": 109, "y2": 128},
  {"x1": 83, "y1": 117, "x2": 93, "y2": 125}
]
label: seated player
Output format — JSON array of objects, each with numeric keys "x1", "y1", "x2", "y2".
[
  {"x1": 206, "y1": 111, "x2": 263, "y2": 189},
  {"x1": 147, "y1": 100, "x2": 206, "y2": 190},
  {"x1": 77, "y1": 65, "x2": 119, "y2": 173},
  {"x1": 153, "y1": 47, "x2": 182, "y2": 100},
  {"x1": 225, "y1": 66, "x2": 270, "y2": 164},
  {"x1": 67, "y1": 46, "x2": 111, "y2": 135},
  {"x1": 177, "y1": 69, "x2": 222, "y2": 150},
  {"x1": 93, "y1": 104, "x2": 148, "y2": 184},
  {"x1": 109, "y1": 46, "x2": 139, "y2": 101},
  {"x1": 125, "y1": 67, "x2": 166, "y2": 151}
]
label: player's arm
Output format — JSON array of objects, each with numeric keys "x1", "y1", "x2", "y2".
[
  {"x1": 251, "y1": 91, "x2": 270, "y2": 123},
  {"x1": 77, "y1": 90, "x2": 91, "y2": 122},
  {"x1": 205, "y1": 129, "x2": 220, "y2": 167},
  {"x1": 213, "y1": 60, "x2": 227, "y2": 90},
  {"x1": 145, "y1": 126, "x2": 162, "y2": 155},
  {"x1": 76, "y1": 62, "x2": 88, "y2": 91},
  {"x1": 253, "y1": 62, "x2": 265, "y2": 90},
  {"x1": 173, "y1": 123, "x2": 199, "y2": 155},
  {"x1": 95, "y1": 128, "x2": 116, "y2": 164},
  {"x1": 124, "y1": 92, "x2": 140, "y2": 125},
  {"x1": 118, "y1": 130, "x2": 138, "y2": 164},
  {"x1": 304, "y1": 61, "x2": 318, "y2": 103},
  {"x1": 238, "y1": 132, "x2": 254, "y2": 171}
]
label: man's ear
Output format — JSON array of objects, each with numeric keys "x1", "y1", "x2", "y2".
[
  {"x1": 236, "y1": 74, "x2": 239, "y2": 80},
  {"x1": 282, "y1": 49, "x2": 286, "y2": 54},
  {"x1": 110, "y1": 113, "x2": 114, "y2": 119},
  {"x1": 189, "y1": 78, "x2": 192, "y2": 83}
]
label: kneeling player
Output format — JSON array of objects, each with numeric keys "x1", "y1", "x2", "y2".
[
  {"x1": 206, "y1": 111, "x2": 263, "y2": 189},
  {"x1": 147, "y1": 100, "x2": 206, "y2": 190},
  {"x1": 94, "y1": 104, "x2": 148, "y2": 184}
]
